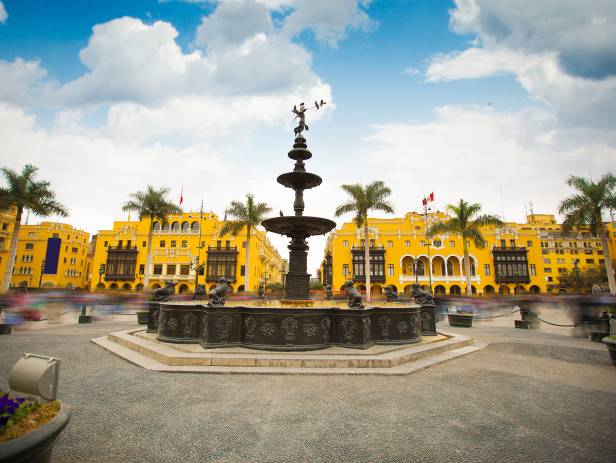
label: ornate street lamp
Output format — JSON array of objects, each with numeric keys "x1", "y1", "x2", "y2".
[
  {"x1": 38, "y1": 259, "x2": 46, "y2": 288},
  {"x1": 98, "y1": 264, "x2": 105, "y2": 288}
]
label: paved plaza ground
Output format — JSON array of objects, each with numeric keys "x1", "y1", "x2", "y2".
[{"x1": 1, "y1": 312, "x2": 615, "y2": 463}]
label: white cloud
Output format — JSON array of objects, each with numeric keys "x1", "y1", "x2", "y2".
[
  {"x1": 362, "y1": 105, "x2": 616, "y2": 222},
  {"x1": 0, "y1": 1, "x2": 7, "y2": 24},
  {"x1": 449, "y1": 0, "x2": 616, "y2": 79},
  {"x1": 0, "y1": 59, "x2": 48, "y2": 106},
  {"x1": 281, "y1": 0, "x2": 377, "y2": 46},
  {"x1": 424, "y1": 0, "x2": 616, "y2": 128}
]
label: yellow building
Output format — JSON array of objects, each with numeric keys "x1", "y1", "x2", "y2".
[
  {"x1": 10, "y1": 222, "x2": 90, "y2": 289},
  {"x1": 321, "y1": 212, "x2": 616, "y2": 296},
  {"x1": 90, "y1": 212, "x2": 283, "y2": 293},
  {"x1": 0, "y1": 206, "x2": 17, "y2": 286}
]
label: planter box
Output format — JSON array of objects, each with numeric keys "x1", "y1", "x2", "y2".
[
  {"x1": 448, "y1": 313, "x2": 474, "y2": 328},
  {"x1": 590, "y1": 331, "x2": 610, "y2": 342},
  {"x1": 136, "y1": 312, "x2": 149, "y2": 325},
  {"x1": 0, "y1": 403, "x2": 71, "y2": 463},
  {"x1": 603, "y1": 337, "x2": 616, "y2": 366}
]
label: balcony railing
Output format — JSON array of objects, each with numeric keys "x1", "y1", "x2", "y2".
[
  {"x1": 107, "y1": 246, "x2": 138, "y2": 252},
  {"x1": 399, "y1": 275, "x2": 480, "y2": 283},
  {"x1": 104, "y1": 274, "x2": 136, "y2": 281},
  {"x1": 352, "y1": 275, "x2": 386, "y2": 283},
  {"x1": 351, "y1": 246, "x2": 385, "y2": 251},
  {"x1": 208, "y1": 246, "x2": 238, "y2": 252},
  {"x1": 492, "y1": 246, "x2": 528, "y2": 252}
]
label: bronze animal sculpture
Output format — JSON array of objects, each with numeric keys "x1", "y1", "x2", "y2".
[
  {"x1": 192, "y1": 284, "x2": 206, "y2": 300},
  {"x1": 151, "y1": 281, "x2": 176, "y2": 302},
  {"x1": 207, "y1": 277, "x2": 230, "y2": 307},
  {"x1": 384, "y1": 284, "x2": 399, "y2": 302},
  {"x1": 324, "y1": 284, "x2": 333, "y2": 300},
  {"x1": 411, "y1": 283, "x2": 434, "y2": 305},
  {"x1": 343, "y1": 281, "x2": 364, "y2": 309}
]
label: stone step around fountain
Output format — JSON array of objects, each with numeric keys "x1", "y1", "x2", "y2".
[{"x1": 92, "y1": 328, "x2": 485, "y2": 375}]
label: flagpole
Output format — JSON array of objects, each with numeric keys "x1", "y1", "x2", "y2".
[{"x1": 423, "y1": 199, "x2": 433, "y2": 293}]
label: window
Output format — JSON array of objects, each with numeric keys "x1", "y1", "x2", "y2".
[
  {"x1": 370, "y1": 239, "x2": 375, "y2": 248},
  {"x1": 240, "y1": 265, "x2": 246, "y2": 276},
  {"x1": 343, "y1": 264, "x2": 349, "y2": 277},
  {"x1": 25, "y1": 243, "x2": 34, "y2": 250},
  {"x1": 118, "y1": 240, "x2": 123, "y2": 248},
  {"x1": 387, "y1": 240, "x2": 393, "y2": 248},
  {"x1": 1, "y1": 223, "x2": 7, "y2": 231},
  {"x1": 343, "y1": 240, "x2": 348, "y2": 247},
  {"x1": 449, "y1": 241, "x2": 455, "y2": 248},
  {"x1": 153, "y1": 265, "x2": 163, "y2": 275},
  {"x1": 72, "y1": 247, "x2": 78, "y2": 253},
  {"x1": 544, "y1": 268, "x2": 552, "y2": 273},
  {"x1": 160, "y1": 240, "x2": 166, "y2": 248},
  {"x1": 547, "y1": 276, "x2": 553, "y2": 282},
  {"x1": 556, "y1": 258, "x2": 565, "y2": 264},
  {"x1": 509, "y1": 239, "x2": 516, "y2": 247},
  {"x1": 484, "y1": 264, "x2": 491, "y2": 276},
  {"x1": 191, "y1": 222, "x2": 199, "y2": 231},
  {"x1": 543, "y1": 258, "x2": 551, "y2": 264},
  {"x1": 180, "y1": 265, "x2": 190, "y2": 275},
  {"x1": 599, "y1": 259, "x2": 605, "y2": 264},
  {"x1": 558, "y1": 268, "x2": 567, "y2": 274},
  {"x1": 181, "y1": 222, "x2": 189, "y2": 231},
  {"x1": 139, "y1": 264, "x2": 145, "y2": 275},
  {"x1": 420, "y1": 240, "x2": 425, "y2": 247},
  {"x1": 225, "y1": 240, "x2": 230, "y2": 249},
  {"x1": 171, "y1": 222, "x2": 179, "y2": 231},
  {"x1": 104, "y1": 241, "x2": 108, "y2": 247},
  {"x1": 142, "y1": 241, "x2": 146, "y2": 247},
  {"x1": 415, "y1": 226, "x2": 420, "y2": 230},
  {"x1": 405, "y1": 240, "x2": 410, "y2": 247},
  {"x1": 53, "y1": 233, "x2": 59, "y2": 238},
  {"x1": 170, "y1": 240, "x2": 176, "y2": 248},
  {"x1": 166, "y1": 265, "x2": 176, "y2": 275},
  {"x1": 586, "y1": 259, "x2": 595, "y2": 264},
  {"x1": 529, "y1": 264, "x2": 536, "y2": 276},
  {"x1": 126, "y1": 240, "x2": 131, "y2": 248},
  {"x1": 500, "y1": 239, "x2": 506, "y2": 247},
  {"x1": 181, "y1": 240, "x2": 188, "y2": 248},
  {"x1": 388, "y1": 264, "x2": 394, "y2": 276},
  {"x1": 242, "y1": 241, "x2": 247, "y2": 248}
]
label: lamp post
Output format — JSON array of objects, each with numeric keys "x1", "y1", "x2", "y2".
[
  {"x1": 194, "y1": 201, "x2": 204, "y2": 291},
  {"x1": 263, "y1": 270, "x2": 269, "y2": 298},
  {"x1": 98, "y1": 264, "x2": 105, "y2": 289},
  {"x1": 413, "y1": 259, "x2": 419, "y2": 285},
  {"x1": 573, "y1": 260, "x2": 581, "y2": 293},
  {"x1": 38, "y1": 259, "x2": 46, "y2": 288}
]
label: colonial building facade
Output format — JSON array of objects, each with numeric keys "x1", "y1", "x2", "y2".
[
  {"x1": 90, "y1": 212, "x2": 283, "y2": 293},
  {"x1": 322, "y1": 213, "x2": 616, "y2": 296},
  {"x1": 10, "y1": 222, "x2": 90, "y2": 289}
]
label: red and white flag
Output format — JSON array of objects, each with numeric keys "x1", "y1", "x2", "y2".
[
  {"x1": 422, "y1": 192, "x2": 434, "y2": 206},
  {"x1": 180, "y1": 186, "x2": 184, "y2": 205}
]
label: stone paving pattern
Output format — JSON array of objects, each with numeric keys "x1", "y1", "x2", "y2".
[{"x1": 1, "y1": 316, "x2": 615, "y2": 462}]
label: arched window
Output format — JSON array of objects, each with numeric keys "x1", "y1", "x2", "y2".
[
  {"x1": 416, "y1": 260, "x2": 425, "y2": 275},
  {"x1": 152, "y1": 222, "x2": 160, "y2": 231},
  {"x1": 181, "y1": 221, "x2": 189, "y2": 231},
  {"x1": 161, "y1": 223, "x2": 170, "y2": 231},
  {"x1": 171, "y1": 222, "x2": 179, "y2": 231},
  {"x1": 191, "y1": 221, "x2": 199, "y2": 231}
]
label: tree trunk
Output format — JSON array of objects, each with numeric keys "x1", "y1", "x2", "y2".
[
  {"x1": 364, "y1": 221, "x2": 371, "y2": 302},
  {"x1": 245, "y1": 225, "x2": 251, "y2": 292},
  {"x1": 2, "y1": 207, "x2": 22, "y2": 291},
  {"x1": 599, "y1": 224, "x2": 616, "y2": 295},
  {"x1": 143, "y1": 218, "x2": 153, "y2": 289},
  {"x1": 463, "y1": 242, "x2": 472, "y2": 296}
]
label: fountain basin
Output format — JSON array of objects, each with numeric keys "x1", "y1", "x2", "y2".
[
  {"x1": 156, "y1": 302, "x2": 423, "y2": 351},
  {"x1": 262, "y1": 216, "x2": 336, "y2": 237}
]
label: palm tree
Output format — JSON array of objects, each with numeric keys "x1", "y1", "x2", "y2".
[
  {"x1": 427, "y1": 199, "x2": 502, "y2": 295},
  {"x1": 0, "y1": 164, "x2": 68, "y2": 291},
  {"x1": 220, "y1": 194, "x2": 271, "y2": 292},
  {"x1": 122, "y1": 186, "x2": 182, "y2": 289},
  {"x1": 334, "y1": 181, "x2": 394, "y2": 302},
  {"x1": 559, "y1": 174, "x2": 616, "y2": 295}
]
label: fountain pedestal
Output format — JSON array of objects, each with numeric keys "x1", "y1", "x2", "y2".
[{"x1": 262, "y1": 136, "x2": 335, "y2": 299}]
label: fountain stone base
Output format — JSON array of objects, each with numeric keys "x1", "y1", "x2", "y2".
[{"x1": 155, "y1": 302, "x2": 423, "y2": 351}]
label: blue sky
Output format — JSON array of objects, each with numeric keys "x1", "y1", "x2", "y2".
[{"x1": 0, "y1": 0, "x2": 614, "y2": 271}]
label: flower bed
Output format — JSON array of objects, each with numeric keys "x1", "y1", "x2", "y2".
[{"x1": 0, "y1": 390, "x2": 60, "y2": 443}]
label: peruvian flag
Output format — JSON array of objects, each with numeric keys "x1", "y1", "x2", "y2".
[
  {"x1": 422, "y1": 192, "x2": 434, "y2": 206},
  {"x1": 180, "y1": 186, "x2": 184, "y2": 205}
]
